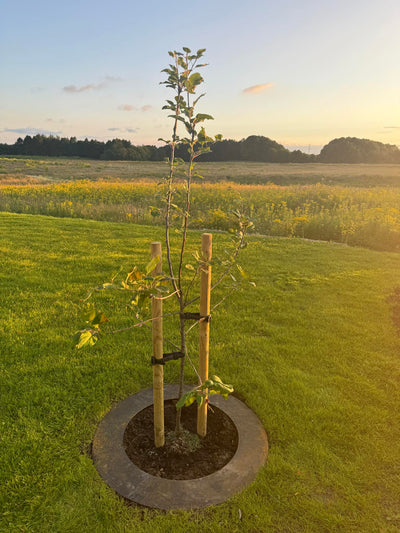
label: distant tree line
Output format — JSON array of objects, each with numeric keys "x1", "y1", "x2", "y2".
[
  {"x1": 0, "y1": 136, "x2": 155, "y2": 161},
  {"x1": 319, "y1": 137, "x2": 400, "y2": 163},
  {"x1": 0, "y1": 134, "x2": 399, "y2": 163},
  {"x1": 0, "y1": 134, "x2": 314, "y2": 162},
  {"x1": 157, "y1": 135, "x2": 316, "y2": 163}
]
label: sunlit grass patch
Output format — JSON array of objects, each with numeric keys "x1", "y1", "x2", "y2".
[{"x1": 1, "y1": 212, "x2": 400, "y2": 531}]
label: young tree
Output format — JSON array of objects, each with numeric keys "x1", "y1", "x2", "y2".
[{"x1": 74, "y1": 47, "x2": 253, "y2": 447}]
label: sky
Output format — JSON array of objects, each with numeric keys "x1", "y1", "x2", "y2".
[{"x1": 1, "y1": 0, "x2": 399, "y2": 154}]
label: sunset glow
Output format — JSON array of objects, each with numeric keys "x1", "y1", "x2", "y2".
[{"x1": 1, "y1": 0, "x2": 399, "y2": 152}]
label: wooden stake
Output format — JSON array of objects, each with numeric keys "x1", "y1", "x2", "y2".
[
  {"x1": 197, "y1": 233, "x2": 212, "y2": 437},
  {"x1": 151, "y1": 241, "x2": 164, "y2": 447}
]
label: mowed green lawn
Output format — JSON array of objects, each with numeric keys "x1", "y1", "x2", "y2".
[{"x1": 1, "y1": 212, "x2": 400, "y2": 532}]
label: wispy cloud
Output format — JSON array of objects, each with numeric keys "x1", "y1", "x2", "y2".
[
  {"x1": 242, "y1": 82, "x2": 273, "y2": 95},
  {"x1": 4, "y1": 127, "x2": 62, "y2": 136},
  {"x1": 107, "y1": 127, "x2": 139, "y2": 134},
  {"x1": 63, "y1": 76, "x2": 122, "y2": 93},
  {"x1": 118, "y1": 104, "x2": 152, "y2": 112},
  {"x1": 384, "y1": 126, "x2": 400, "y2": 129},
  {"x1": 45, "y1": 118, "x2": 65, "y2": 124},
  {"x1": 63, "y1": 83, "x2": 106, "y2": 93}
]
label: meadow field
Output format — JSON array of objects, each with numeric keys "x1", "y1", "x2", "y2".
[
  {"x1": 1, "y1": 156, "x2": 400, "y2": 186},
  {"x1": 1, "y1": 212, "x2": 400, "y2": 532},
  {"x1": 1, "y1": 156, "x2": 400, "y2": 252}
]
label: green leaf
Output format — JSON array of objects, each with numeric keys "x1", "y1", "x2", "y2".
[
  {"x1": 150, "y1": 206, "x2": 161, "y2": 217},
  {"x1": 91, "y1": 312, "x2": 108, "y2": 327},
  {"x1": 156, "y1": 285, "x2": 170, "y2": 294},
  {"x1": 197, "y1": 127, "x2": 211, "y2": 143},
  {"x1": 81, "y1": 304, "x2": 96, "y2": 323},
  {"x1": 196, "y1": 395, "x2": 204, "y2": 407},
  {"x1": 130, "y1": 293, "x2": 139, "y2": 307},
  {"x1": 74, "y1": 329, "x2": 98, "y2": 349},
  {"x1": 100, "y1": 282, "x2": 114, "y2": 289},
  {"x1": 194, "y1": 113, "x2": 214, "y2": 124},
  {"x1": 185, "y1": 263, "x2": 195, "y2": 271},
  {"x1": 145, "y1": 255, "x2": 160, "y2": 275},
  {"x1": 177, "y1": 56, "x2": 187, "y2": 69},
  {"x1": 193, "y1": 93, "x2": 205, "y2": 106},
  {"x1": 176, "y1": 375, "x2": 233, "y2": 410},
  {"x1": 176, "y1": 391, "x2": 196, "y2": 409},
  {"x1": 128, "y1": 267, "x2": 143, "y2": 282},
  {"x1": 186, "y1": 72, "x2": 204, "y2": 93},
  {"x1": 170, "y1": 203, "x2": 183, "y2": 214},
  {"x1": 200, "y1": 376, "x2": 234, "y2": 398},
  {"x1": 236, "y1": 264, "x2": 248, "y2": 278}
]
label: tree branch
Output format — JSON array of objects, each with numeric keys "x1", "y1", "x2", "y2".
[{"x1": 109, "y1": 311, "x2": 180, "y2": 334}]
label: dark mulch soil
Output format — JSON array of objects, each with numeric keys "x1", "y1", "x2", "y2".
[{"x1": 123, "y1": 399, "x2": 238, "y2": 480}]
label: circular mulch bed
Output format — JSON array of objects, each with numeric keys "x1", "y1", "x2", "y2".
[
  {"x1": 123, "y1": 399, "x2": 238, "y2": 479},
  {"x1": 92, "y1": 385, "x2": 268, "y2": 510}
]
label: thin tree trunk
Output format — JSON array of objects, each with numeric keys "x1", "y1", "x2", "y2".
[{"x1": 174, "y1": 306, "x2": 186, "y2": 435}]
